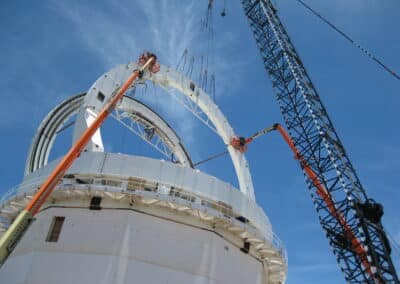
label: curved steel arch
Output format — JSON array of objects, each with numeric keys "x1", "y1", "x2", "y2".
[
  {"x1": 73, "y1": 63, "x2": 255, "y2": 200},
  {"x1": 25, "y1": 93, "x2": 85, "y2": 176},
  {"x1": 25, "y1": 93, "x2": 192, "y2": 176}
]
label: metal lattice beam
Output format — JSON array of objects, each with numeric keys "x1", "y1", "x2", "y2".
[
  {"x1": 241, "y1": 0, "x2": 399, "y2": 283},
  {"x1": 111, "y1": 110, "x2": 176, "y2": 161}
]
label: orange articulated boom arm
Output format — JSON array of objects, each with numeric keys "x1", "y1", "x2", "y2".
[
  {"x1": 0, "y1": 52, "x2": 160, "y2": 265},
  {"x1": 230, "y1": 123, "x2": 375, "y2": 278},
  {"x1": 27, "y1": 53, "x2": 158, "y2": 215}
]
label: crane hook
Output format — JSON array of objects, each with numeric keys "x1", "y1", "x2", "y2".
[{"x1": 221, "y1": 0, "x2": 227, "y2": 17}]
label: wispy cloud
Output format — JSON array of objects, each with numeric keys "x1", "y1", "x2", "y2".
[
  {"x1": 53, "y1": 0, "x2": 205, "y2": 157},
  {"x1": 53, "y1": 1, "x2": 138, "y2": 67},
  {"x1": 0, "y1": 78, "x2": 69, "y2": 129},
  {"x1": 0, "y1": 0, "x2": 245, "y2": 167},
  {"x1": 53, "y1": 0, "x2": 199, "y2": 69},
  {"x1": 134, "y1": 0, "x2": 198, "y2": 66}
]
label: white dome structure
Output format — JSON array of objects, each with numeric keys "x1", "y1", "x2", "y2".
[{"x1": 0, "y1": 62, "x2": 287, "y2": 283}]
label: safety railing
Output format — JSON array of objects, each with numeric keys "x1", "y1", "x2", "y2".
[
  {"x1": 0, "y1": 176, "x2": 46, "y2": 206},
  {"x1": 0, "y1": 173, "x2": 287, "y2": 265},
  {"x1": 0, "y1": 185, "x2": 19, "y2": 206}
]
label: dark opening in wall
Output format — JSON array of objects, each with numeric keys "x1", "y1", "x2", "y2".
[
  {"x1": 189, "y1": 82, "x2": 195, "y2": 91},
  {"x1": 46, "y1": 216, "x2": 65, "y2": 242},
  {"x1": 90, "y1": 196, "x2": 102, "y2": 210},
  {"x1": 240, "y1": 241, "x2": 250, "y2": 254},
  {"x1": 97, "y1": 91, "x2": 105, "y2": 102},
  {"x1": 236, "y1": 216, "x2": 249, "y2": 223}
]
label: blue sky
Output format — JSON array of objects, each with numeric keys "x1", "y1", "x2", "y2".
[{"x1": 0, "y1": 0, "x2": 399, "y2": 283}]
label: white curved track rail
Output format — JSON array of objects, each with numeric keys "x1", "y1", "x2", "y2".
[
  {"x1": 25, "y1": 94, "x2": 193, "y2": 176},
  {"x1": 73, "y1": 63, "x2": 256, "y2": 200},
  {"x1": 0, "y1": 62, "x2": 288, "y2": 283}
]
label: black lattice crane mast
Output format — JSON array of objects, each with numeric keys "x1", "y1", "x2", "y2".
[{"x1": 239, "y1": 0, "x2": 399, "y2": 283}]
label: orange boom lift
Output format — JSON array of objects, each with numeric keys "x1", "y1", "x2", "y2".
[
  {"x1": 0, "y1": 52, "x2": 159, "y2": 264},
  {"x1": 230, "y1": 123, "x2": 373, "y2": 276}
]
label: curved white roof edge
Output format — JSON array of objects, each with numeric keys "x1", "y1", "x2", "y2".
[
  {"x1": 73, "y1": 63, "x2": 256, "y2": 200},
  {"x1": 22, "y1": 152, "x2": 271, "y2": 239}
]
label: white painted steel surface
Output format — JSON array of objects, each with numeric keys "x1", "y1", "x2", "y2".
[
  {"x1": 25, "y1": 94, "x2": 192, "y2": 176},
  {"x1": 73, "y1": 63, "x2": 255, "y2": 200},
  {"x1": 23, "y1": 152, "x2": 271, "y2": 238},
  {"x1": 0, "y1": 62, "x2": 289, "y2": 283},
  {"x1": 0, "y1": 153, "x2": 287, "y2": 283},
  {"x1": 0, "y1": 208, "x2": 266, "y2": 284}
]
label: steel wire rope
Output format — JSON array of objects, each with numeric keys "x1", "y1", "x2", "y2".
[
  {"x1": 387, "y1": 231, "x2": 400, "y2": 257},
  {"x1": 297, "y1": 0, "x2": 400, "y2": 81}
]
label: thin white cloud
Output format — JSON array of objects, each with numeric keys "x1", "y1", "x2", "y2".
[
  {"x1": 135, "y1": 0, "x2": 198, "y2": 66},
  {"x1": 0, "y1": 79, "x2": 68, "y2": 129},
  {"x1": 53, "y1": 0, "x2": 207, "y2": 158},
  {"x1": 53, "y1": 0, "x2": 199, "y2": 69},
  {"x1": 53, "y1": 1, "x2": 138, "y2": 67}
]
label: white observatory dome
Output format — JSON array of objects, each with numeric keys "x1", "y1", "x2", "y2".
[{"x1": 0, "y1": 62, "x2": 287, "y2": 284}]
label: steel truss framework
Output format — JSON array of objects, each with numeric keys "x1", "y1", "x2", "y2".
[
  {"x1": 159, "y1": 86, "x2": 218, "y2": 135},
  {"x1": 25, "y1": 93, "x2": 192, "y2": 175},
  {"x1": 241, "y1": 0, "x2": 399, "y2": 283},
  {"x1": 111, "y1": 108, "x2": 187, "y2": 164}
]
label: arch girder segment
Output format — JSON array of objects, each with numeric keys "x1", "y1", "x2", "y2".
[{"x1": 72, "y1": 63, "x2": 255, "y2": 200}]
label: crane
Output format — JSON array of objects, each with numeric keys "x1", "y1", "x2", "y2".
[
  {"x1": 237, "y1": 0, "x2": 399, "y2": 283},
  {"x1": 0, "y1": 2, "x2": 397, "y2": 283}
]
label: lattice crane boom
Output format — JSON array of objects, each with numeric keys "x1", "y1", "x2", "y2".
[{"x1": 240, "y1": 0, "x2": 399, "y2": 282}]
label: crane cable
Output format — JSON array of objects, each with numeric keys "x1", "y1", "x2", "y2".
[
  {"x1": 194, "y1": 124, "x2": 279, "y2": 167},
  {"x1": 297, "y1": 0, "x2": 400, "y2": 81},
  {"x1": 387, "y1": 231, "x2": 400, "y2": 257},
  {"x1": 193, "y1": 150, "x2": 228, "y2": 167}
]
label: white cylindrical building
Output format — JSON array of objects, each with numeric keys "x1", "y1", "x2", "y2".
[{"x1": 0, "y1": 62, "x2": 287, "y2": 284}]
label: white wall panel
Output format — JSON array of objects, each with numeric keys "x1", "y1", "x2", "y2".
[
  {"x1": 18, "y1": 152, "x2": 273, "y2": 238},
  {"x1": 0, "y1": 207, "x2": 265, "y2": 284}
]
